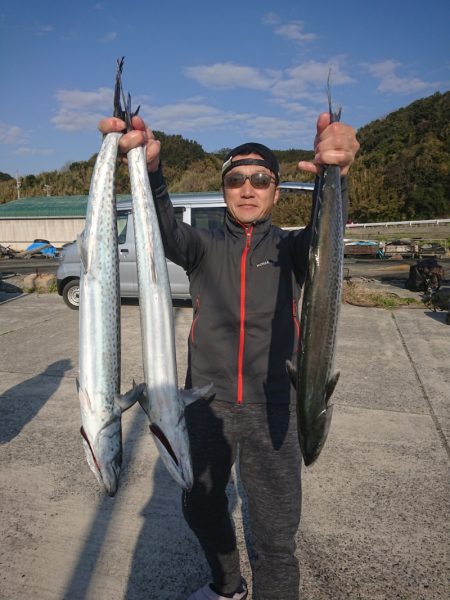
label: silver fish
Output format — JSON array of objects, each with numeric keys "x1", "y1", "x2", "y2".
[
  {"x1": 77, "y1": 59, "x2": 143, "y2": 495},
  {"x1": 286, "y1": 87, "x2": 344, "y2": 466},
  {"x1": 126, "y1": 136, "x2": 212, "y2": 491}
]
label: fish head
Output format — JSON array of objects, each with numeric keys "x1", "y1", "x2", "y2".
[
  {"x1": 140, "y1": 383, "x2": 213, "y2": 490},
  {"x1": 143, "y1": 384, "x2": 213, "y2": 490},
  {"x1": 80, "y1": 416, "x2": 122, "y2": 496},
  {"x1": 138, "y1": 385, "x2": 194, "y2": 490},
  {"x1": 149, "y1": 418, "x2": 194, "y2": 490}
]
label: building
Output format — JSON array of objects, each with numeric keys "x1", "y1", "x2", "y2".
[{"x1": 0, "y1": 195, "x2": 131, "y2": 251}]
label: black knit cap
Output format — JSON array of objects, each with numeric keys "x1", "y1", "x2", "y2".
[{"x1": 221, "y1": 142, "x2": 280, "y2": 183}]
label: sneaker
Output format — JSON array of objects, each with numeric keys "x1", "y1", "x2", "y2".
[{"x1": 187, "y1": 578, "x2": 248, "y2": 600}]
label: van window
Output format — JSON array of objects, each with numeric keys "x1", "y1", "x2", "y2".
[
  {"x1": 116, "y1": 208, "x2": 183, "y2": 245},
  {"x1": 191, "y1": 207, "x2": 226, "y2": 233},
  {"x1": 117, "y1": 213, "x2": 129, "y2": 244}
]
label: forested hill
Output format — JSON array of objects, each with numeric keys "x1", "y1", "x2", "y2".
[
  {"x1": 0, "y1": 91, "x2": 449, "y2": 223},
  {"x1": 348, "y1": 91, "x2": 450, "y2": 221}
]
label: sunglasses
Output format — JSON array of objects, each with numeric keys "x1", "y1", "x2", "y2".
[{"x1": 223, "y1": 172, "x2": 277, "y2": 190}]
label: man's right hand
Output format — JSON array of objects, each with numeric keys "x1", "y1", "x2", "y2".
[{"x1": 98, "y1": 115, "x2": 161, "y2": 172}]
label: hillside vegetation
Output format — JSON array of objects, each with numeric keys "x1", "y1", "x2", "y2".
[
  {"x1": 0, "y1": 91, "x2": 448, "y2": 226},
  {"x1": 348, "y1": 91, "x2": 450, "y2": 221}
]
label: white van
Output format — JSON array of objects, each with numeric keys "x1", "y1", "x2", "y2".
[{"x1": 56, "y1": 182, "x2": 314, "y2": 309}]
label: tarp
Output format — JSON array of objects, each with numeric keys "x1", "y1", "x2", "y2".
[{"x1": 25, "y1": 242, "x2": 57, "y2": 257}]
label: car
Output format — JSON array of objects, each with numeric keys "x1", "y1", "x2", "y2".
[{"x1": 57, "y1": 183, "x2": 314, "y2": 309}]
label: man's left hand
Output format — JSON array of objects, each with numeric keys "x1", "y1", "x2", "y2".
[{"x1": 298, "y1": 113, "x2": 360, "y2": 176}]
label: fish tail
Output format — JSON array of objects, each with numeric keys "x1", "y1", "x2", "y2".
[{"x1": 327, "y1": 69, "x2": 342, "y2": 123}]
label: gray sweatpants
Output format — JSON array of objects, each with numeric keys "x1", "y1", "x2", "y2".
[{"x1": 183, "y1": 398, "x2": 302, "y2": 600}]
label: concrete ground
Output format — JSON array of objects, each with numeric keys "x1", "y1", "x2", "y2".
[{"x1": 0, "y1": 292, "x2": 448, "y2": 600}]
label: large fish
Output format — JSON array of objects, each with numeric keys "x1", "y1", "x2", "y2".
[
  {"x1": 123, "y1": 97, "x2": 212, "y2": 491},
  {"x1": 286, "y1": 89, "x2": 344, "y2": 466},
  {"x1": 77, "y1": 59, "x2": 143, "y2": 496}
]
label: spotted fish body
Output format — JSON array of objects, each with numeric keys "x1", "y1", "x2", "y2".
[
  {"x1": 77, "y1": 130, "x2": 143, "y2": 496},
  {"x1": 127, "y1": 145, "x2": 212, "y2": 490},
  {"x1": 77, "y1": 59, "x2": 145, "y2": 496},
  {"x1": 287, "y1": 103, "x2": 344, "y2": 466}
]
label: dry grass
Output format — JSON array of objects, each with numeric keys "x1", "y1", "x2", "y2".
[{"x1": 342, "y1": 280, "x2": 424, "y2": 308}]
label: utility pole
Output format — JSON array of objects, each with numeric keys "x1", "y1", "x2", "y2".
[{"x1": 16, "y1": 171, "x2": 21, "y2": 200}]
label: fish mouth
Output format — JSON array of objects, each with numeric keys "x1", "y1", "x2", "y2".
[
  {"x1": 80, "y1": 426, "x2": 120, "y2": 496},
  {"x1": 81, "y1": 426, "x2": 102, "y2": 473},
  {"x1": 149, "y1": 424, "x2": 193, "y2": 490},
  {"x1": 149, "y1": 424, "x2": 179, "y2": 466}
]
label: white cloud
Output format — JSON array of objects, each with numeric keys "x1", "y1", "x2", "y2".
[
  {"x1": 52, "y1": 87, "x2": 114, "y2": 131},
  {"x1": 271, "y1": 97, "x2": 320, "y2": 117},
  {"x1": 52, "y1": 109, "x2": 109, "y2": 132},
  {"x1": 139, "y1": 99, "x2": 316, "y2": 148},
  {"x1": 14, "y1": 147, "x2": 54, "y2": 156},
  {"x1": 263, "y1": 15, "x2": 317, "y2": 45},
  {"x1": 274, "y1": 22, "x2": 317, "y2": 43},
  {"x1": 185, "y1": 63, "x2": 281, "y2": 90},
  {"x1": 366, "y1": 60, "x2": 434, "y2": 94},
  {"x1": 100, "y1": 31, "x2": 118, "y2": 43},
  {"x1": 185, "y1": 59, "x2": 352, "y2": 102},
  {"x1": 272, "y1": 60, "x2": 354, "y2": 99},
  {"x1": 139, "y1": 101, "x2": 236, "y2": 132},
  {"x1": 242, "y1": 115, "x2": 314, "y2": 143},
  {"x1": 0, "y1": 122, "x2": 29, "y2": 145},
  {"x1": 36, "y1": 24, "x2": 54, "y2": 36},
  {"x1": 262, "y1": 12, "x2": 280, "y2": 26},
  {"x1": 54, "y1": 87, "x2": 112, "y2": 109},
  {"x1": 0, "y1": 123, "x2": 54, "y2": 157}
]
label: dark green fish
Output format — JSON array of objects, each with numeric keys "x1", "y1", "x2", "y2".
[{"x1": 286, "y1": 84, "x2": 344, "y2": 466}]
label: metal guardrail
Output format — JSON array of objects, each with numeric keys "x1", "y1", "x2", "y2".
[{"x1": 347, "y1": 219, "x2": 450, "y2": 228}]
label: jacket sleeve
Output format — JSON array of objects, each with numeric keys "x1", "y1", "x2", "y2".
[
  {"x1": 148, "y1": 164, "x2": 206, "y2": 273},
  {"x1": 289, "y1": 175, "x2": 349, "y2": 286}
]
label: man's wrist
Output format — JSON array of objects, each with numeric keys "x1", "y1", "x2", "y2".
[{"x1": 148, "y1": 161, "x2": 167, "y2": 195}]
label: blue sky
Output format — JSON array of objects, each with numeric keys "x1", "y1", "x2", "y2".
[{"x1": 1, "y1": 0, "x2": 449, "y2": 177}]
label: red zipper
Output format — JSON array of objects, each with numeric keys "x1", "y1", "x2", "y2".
[{"x1": 237, "y1": 225, "x2": 253, "y2": 403}]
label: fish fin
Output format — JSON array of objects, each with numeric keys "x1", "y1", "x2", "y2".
[
  {"x1": 325, "y1": 372, "x2": 340, "y2": 403},
  {"x1": 285, "y1": 360, "x2": 297, "y2": 390},
  {"x1": 77, "y1": 234, "x2": 89, "y2": 271},
  {"x1": 77, "y1": 383, "x2": 93, "y2": 412},
  {"x1": 178, "y1": 382, "x2": 214, "y2": 407},
  {"x1": 137, "y1": 386, "x2": 150, "y2": 416},
  {"x1": 116, "y1": 382, "x2": 146, "y2": 412}
]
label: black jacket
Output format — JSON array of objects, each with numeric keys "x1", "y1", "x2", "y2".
[{"x1": 150, "y1": 168, "x2": 347, "y2": 404}]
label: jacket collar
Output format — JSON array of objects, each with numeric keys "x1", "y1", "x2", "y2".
[{"x1": 225, "y1": 210, "x2": 272, "y2": 237}]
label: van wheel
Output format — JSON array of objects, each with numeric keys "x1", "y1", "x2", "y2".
[{"x1": 62, "y1": 279, "x2": 80, "y2": 310}]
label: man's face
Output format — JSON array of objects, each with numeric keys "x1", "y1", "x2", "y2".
[{"x1": 223, "y1": 153, "x2": 280, "y2": 225}]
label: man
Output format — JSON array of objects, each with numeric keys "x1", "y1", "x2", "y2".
[{"x1": 99, "y1": 113, "x2": 359, "y2": 600}]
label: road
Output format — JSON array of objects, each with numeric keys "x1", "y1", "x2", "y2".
[
  {"x1": 3, "y1": 256, "x2": 450, "y2": 281},
  {"x1": 0, "y1": 292, "x2": 448, "y2": 599}
]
